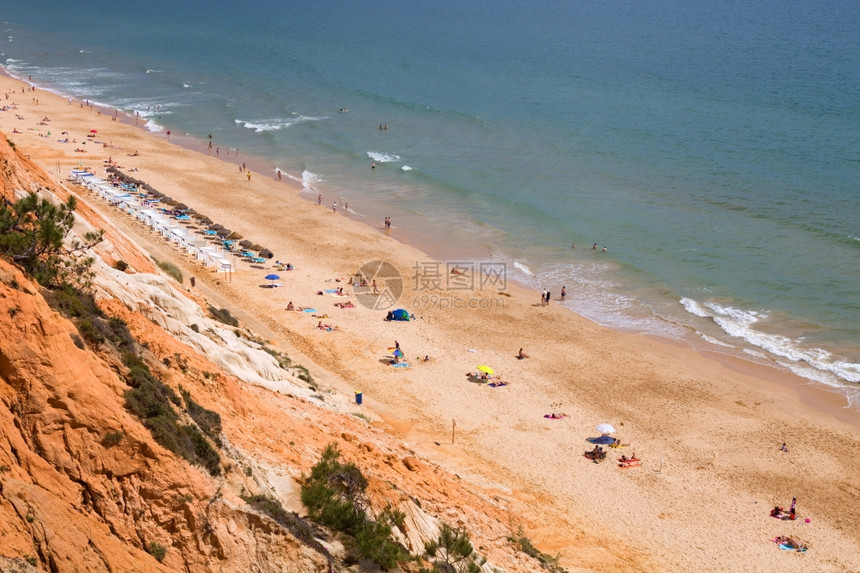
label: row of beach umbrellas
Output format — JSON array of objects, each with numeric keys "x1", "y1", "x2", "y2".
[{"x1": 105, "y1": 168, "x2": 275, "y2": 257}]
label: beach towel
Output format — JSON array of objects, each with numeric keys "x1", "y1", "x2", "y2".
[
  {"x1": 544, "y1": 414, "x2": 567, "y2": 419},
  {"x1": 488, "y1": 382, "x2": 508, "y2": 388},
  {"x1": 324, "y1": 289, "x2": 339, "y2": 293},
  {"x1": 391, "y1": 362, "x2": 410, "y2": 368},
  {"x1": 773, "y1": 538, "x2": 808, "y2": 552},
  {"x1": 302, "y1": 308, "x2": 318, "y2": 313}
]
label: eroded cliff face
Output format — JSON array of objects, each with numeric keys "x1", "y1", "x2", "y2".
[
  {"x1": 0, "y1": 134, "x2": 546, "y2": 571},
  {"x1": 0, "y1": 260, "x2": 332, "y2": 572}
]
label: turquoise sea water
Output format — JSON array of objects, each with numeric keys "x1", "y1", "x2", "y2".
[{"x1": 3, "y1": 1, "x2": 859, "y2": 405}]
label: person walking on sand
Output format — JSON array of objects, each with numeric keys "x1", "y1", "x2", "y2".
[
  {"x1": 246, "y1": 170, "x2": 252, "y2": 182},
  {"x1": 561, "y1": 286, "x2": 566, "y2": 300},
  {"x1": 332, "y1": 201, "x2": 337, "y2": 213},
  {"x1": 545, "y1": 290, "x2": 551, "y2": 305},
  {"x1": 317, "y1": 193, "x2": 322, "y2": 206}
]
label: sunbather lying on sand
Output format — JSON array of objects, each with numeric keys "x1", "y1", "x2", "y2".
[
  {"x1": 584, "y1": 446, "x2": 607, "y2": 461},
  {"x1": 773, "y1": 536, "x2": 807, "y2": 551},
  {"x1": 466, "y1": 371, "x2": 492, "y2": 380}
]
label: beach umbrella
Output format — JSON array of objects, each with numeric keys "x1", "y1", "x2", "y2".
[
  {"x1": 239, "y1": 239, "x2": 253, "y2": 248},
  {"x1": 477, "y1": 365, "x2": 494, "y2": 376},
  {"x1": 596, "y1": 423, "x2": 615, "y2": 435},
  {"x1": 390, "y1": 348, "x2": 404, "y2": 358},
  {"x1": 90, "y1": 129, "x2": 98, "y2": 133},
  {"x1": 250, "y1": 244, "x2": 264, "y2": 252},
  {"x1": 228, "y1": 231, "x2": 242, "y2": 240},
  {"x1": 264, "y1": 274, "x2": 280, "y2": 283},
  {"x1": 259, "y1": 249, "x2": 273, "y2": 259},
  {"x1": 593, "y1": 435, "x2": 616, "y2": 445},
  {"x1": 216, "y1": 228, "x2": 232, "y2": 237}
]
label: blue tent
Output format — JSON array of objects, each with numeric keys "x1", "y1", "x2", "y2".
[{"x1": 391, "y1": 309, "x2": 410, "y2": 321}]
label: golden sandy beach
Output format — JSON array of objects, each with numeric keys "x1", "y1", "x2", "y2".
[{"x1": 3, "y1": 73, "x2": 859, "y2": 572}]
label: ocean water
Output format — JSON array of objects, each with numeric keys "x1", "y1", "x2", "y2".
[{"x1": 3, "y1": 1, "x2": 859, "y2": 405}]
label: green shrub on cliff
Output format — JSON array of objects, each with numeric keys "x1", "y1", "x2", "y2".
[
  {"x1": 45, "y1": 285, "x2": 137, "y2": 351},
  {"x1": 0, "y1": 191, "x2": 102, "y2": 288},
  {"x1": 125, "y1": 378, "x2": 221, "y2": 476},
  {"x1": 180, "y1": 386, "x2": 222, "y2": 442},
  {"x1": 301, "y1": 444, "x2": 409, "y2": 569},
  {"x1": 152, "y1": 256, "x2": 183, "y2": 283},
  {"x1": 424, "y1": 523, "x2": 485, "y2": 573}
]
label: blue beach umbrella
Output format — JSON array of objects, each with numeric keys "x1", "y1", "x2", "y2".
[{"x1": 265, "y1": 274, "x2": 280, "y2": 281}]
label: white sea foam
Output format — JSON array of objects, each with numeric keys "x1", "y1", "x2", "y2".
[
  {"x1": 235, "y1": 115, "x2": 322, "y2": 132},
  {"x1": 145, "y1": 119, "x2": 163, "y2": 132},
  {"x1": 401, "y1": 165, "x2": 413, "y2": 171},
  {"x1": 366, "y1": 151, "x2": 400, "y2": 163},
  {"x1": 145, "y1": 69, "x2": 161, "y2": 74},
  {"x1": 301, "y1": 170, "x2": 322, "y2": 192},
  {"x1": 680, "y1": 297, "x2": 711, "y2": 318},
  {"x1": 512, "y1": 260, "x2": 533, "y2": 277},
  {"x1": 182, "y1": 83, "x2": 191, "y2": 88},
  {"x1": 280, "y1": 171, "x2": 303, "y2": 186},
  {"x1": 705, "y1": 301, "x2": 860, "y2": 384},
  {"x1": 699, "y1": 333, "x2": 735, "y2": 349}
]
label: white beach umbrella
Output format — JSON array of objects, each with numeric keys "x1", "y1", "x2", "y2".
[{"x1": 596, "y1": 423, "x2": 615, "y2": 435}]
